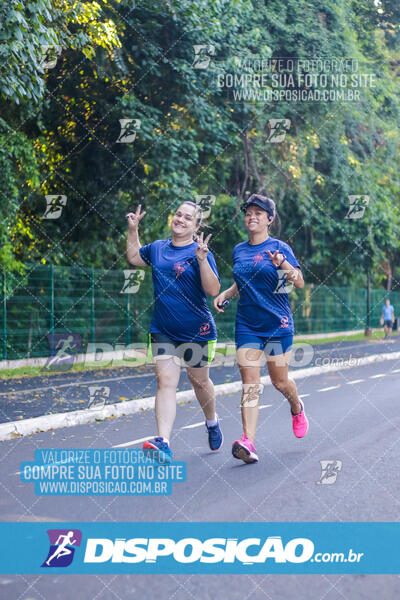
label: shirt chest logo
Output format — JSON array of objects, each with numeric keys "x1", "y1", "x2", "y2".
[
  {"x1": 253, "y1": 252, "x2": 265, "y2": 266},
  {"x1": 173, "y1": 261, "x2": 190, "y2": 279}
]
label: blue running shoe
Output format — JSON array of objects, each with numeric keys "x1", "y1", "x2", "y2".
[
  {"x1": 143, "y1": 437, "x2": 172, "y2": 463},
  {"x1": 205, "y1": 416, "x2": 223, "y2": 451}
]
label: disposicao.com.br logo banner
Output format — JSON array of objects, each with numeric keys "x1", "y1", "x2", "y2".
[{"x1": 1, "y1": 522, "x2": 399, "y2": 574}]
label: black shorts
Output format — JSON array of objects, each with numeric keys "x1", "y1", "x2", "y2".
[
  {"x1": 148, "y1": 333, "x2": 217, "y2": 368},
  {"x1": 384, "y1": 319, "x2": 393, "y2": 328}
]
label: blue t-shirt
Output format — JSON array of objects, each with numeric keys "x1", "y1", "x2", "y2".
[
  {"x1": 382, "y1": 305, "x2": 394, "y2": 320},
  {"x1": 232, "y1": 237, "x2": 300, "y2": 337},
  {"x1": 139, "y1": 239, "x2": 219, "y2": 341}
]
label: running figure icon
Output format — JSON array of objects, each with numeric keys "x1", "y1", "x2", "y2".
[
  {"x1": 45, "y1": 531, "x2": 77, "y2": 566},
  {"x1": 41, "y1": 529, "x2": 82, "y2": 568}
]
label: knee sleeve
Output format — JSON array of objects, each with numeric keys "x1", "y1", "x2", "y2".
[{"x1": 240, "y1": 383, "x2": 264, "y2": 407}]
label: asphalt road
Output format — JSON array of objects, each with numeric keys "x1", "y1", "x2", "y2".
[{"x1": 0, "y1": 350, "x2": 400, "y2": 599}]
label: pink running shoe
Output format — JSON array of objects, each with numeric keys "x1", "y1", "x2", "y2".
[
  {"x1": 232, "y1": 433, "x2": 258, "y2": 463},
  {"x1": 292, "y1": 399, "x2": 309, "y2": 438}
]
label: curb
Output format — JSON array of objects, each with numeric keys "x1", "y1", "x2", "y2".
[{"x1": 1, "y1": 350, "x2": 399, "y2": 442}]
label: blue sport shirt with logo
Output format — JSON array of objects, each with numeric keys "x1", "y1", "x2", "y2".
[
  {"x1": 232, "y1": 236, "x2": 301, "y2": 338},
  {"x1": 139, "y1": 239, "x2": 219, "y2": 342}
]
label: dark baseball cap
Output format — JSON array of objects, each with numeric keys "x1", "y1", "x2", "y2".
[{"x1": 241, "y1": 194, "x2": 276, "y2": 218}]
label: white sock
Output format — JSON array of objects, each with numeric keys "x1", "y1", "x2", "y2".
[
  {"x1": 206, "y1": 414, "x2": 218, "y2": 427},
  {"x1": 160, "y1": 437, "x2": 169, "y2": 446}
]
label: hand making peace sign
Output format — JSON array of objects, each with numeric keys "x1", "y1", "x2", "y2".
[
  {"x1": 196, "y1": 231, "x2": 212, "y2": 262},
  {"x1": 266, "y1": 249, "x2": 285, "y2": 267},
  {"x1": 126, "y1": 204, "x2": 146, "y2": 231}
]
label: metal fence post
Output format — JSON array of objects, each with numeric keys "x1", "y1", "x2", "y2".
[
  {"x1": 2, "y1": 271, "x2": 6, "y2": 360},
  {"x1": 126, "y1": 293, "x2": 131, "y2": 347},
  {"x1": 90, "y1": 267, "x2": 95, "y2": 345},
  {"x1": 49, "y1": 264, "x2": 54, "y2": 353},
  {"x1": 365, "y1": 269, "x2": 372, "y2": 336}
]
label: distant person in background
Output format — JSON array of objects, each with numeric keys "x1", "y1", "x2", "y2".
[{"x1": 380, "y1": 298, "x2": 395, "y2": 340}]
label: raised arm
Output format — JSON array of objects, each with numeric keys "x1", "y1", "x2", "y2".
[
  {"x1": 126, "y1": 204, "x2": 148, "y2": 267},
  {"x1": 267, "y1": 249, "x2": 305, "y2": 288},
  {"x1": 196, "y1": 233, "x2": 220, "y2": 296}
]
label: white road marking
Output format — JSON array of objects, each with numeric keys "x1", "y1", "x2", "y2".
[
  {"x1": 299, "y1": 394, "x2": 310, "y2": 398},
  {"x1": 369, "y1": 374, "x2": 385, "y2": 379},
  {"x1": 114, "y1": 415, "x2": 230, "y2": 448},
  {"x1": 181, "y1": 421, "x2": 205, "y2": 430},
  {"x1": 15, "y1": 435, "x2": 155, "y2": 470},
  {"x1": 317, "y1": 385, "x2": 341, "y2": 392},
  {"x1": 113, "y1": 420, "x2": 211, "y2": 447},
  {"x1": 113, "y1": 435, "x2": 153, "y2": 448},
  {"x1": 259, "y1": 404, "x2": 272, "y2": 410},
  {"x1": 346, "y1": 379, "x2": 364, "y2": 384},
  {"x1": 391, "y1": 369, "x2": 400, "y2": 373}
]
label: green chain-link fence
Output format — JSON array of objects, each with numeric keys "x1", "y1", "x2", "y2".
[{"x1": 1, "y1": 265, "x2": 398, "y2": 361}]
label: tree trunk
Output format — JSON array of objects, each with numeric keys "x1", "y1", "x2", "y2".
[
  {"x1": 382, "y1": 260, "x2": 392, "y2": 291},
  {"x1": 240, "y1": 130, "x2": 249, "y2": 198}
]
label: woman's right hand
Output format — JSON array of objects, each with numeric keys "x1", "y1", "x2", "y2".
[
  {"x1": 126, "y1": 204, "x2": 146, "y2": 231},
  {"x1": 213, "y1": 291, "x2": 229, "y2": 313}
]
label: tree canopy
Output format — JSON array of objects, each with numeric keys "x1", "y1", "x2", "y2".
[{"x1": 1, "y1": 0, "x2": 400, "y2": 290}]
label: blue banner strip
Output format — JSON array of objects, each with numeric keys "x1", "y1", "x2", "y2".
[{"x1": 0, "y1": 522, "x2": 399, "y2": 574}]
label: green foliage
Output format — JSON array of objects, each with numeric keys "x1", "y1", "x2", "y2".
[
  {"x1": 1, "y1": 0, "x2": 400, "y2": 296},
  {"x1": 0, "y1": 0, "x2": 120, "y2": 106},
  {"x1": 0, "y1": 0, "x2": 122, "y2": 272}
]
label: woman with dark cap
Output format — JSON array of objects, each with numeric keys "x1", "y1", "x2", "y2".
[
  {"x1": 214, "y1": 193, "x2": 307, "y2": 464},
  {"x1": 126, "y1": 202, "x2": 223, "y2": 463}
]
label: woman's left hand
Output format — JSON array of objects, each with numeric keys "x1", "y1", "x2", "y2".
[
  {"x1": 196, "y1": 232, "x2": 212, "y2": 262},
  {"x1": 267, "y1": 249, "x2": 285, "y2": 267}
]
